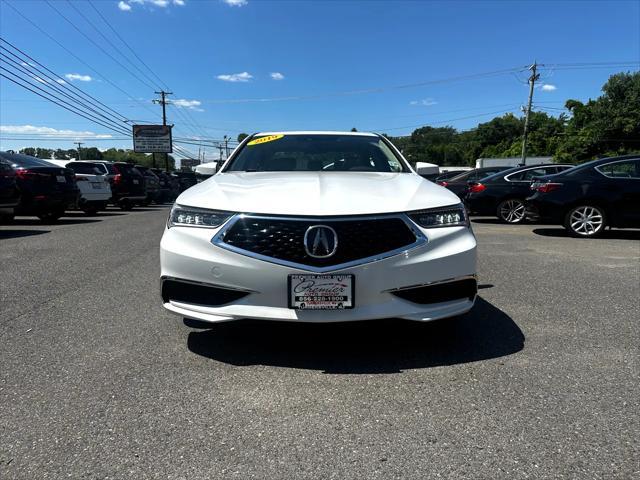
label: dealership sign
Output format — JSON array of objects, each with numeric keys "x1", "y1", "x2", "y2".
[{"x1": 133, "y1": 125, "x2": 172, "y2": 153}]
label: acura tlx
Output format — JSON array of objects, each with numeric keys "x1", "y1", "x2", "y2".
[{"x1": 160, "y1": 131, "x2": 477, "y2": 323}]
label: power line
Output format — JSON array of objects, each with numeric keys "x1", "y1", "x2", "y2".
[
  {"x1": 87, "y1": 0, "x2": 170, "y2": 92},
  {"x1": 66, "y1": 0, "x2": 163, "y2": 91},
  {"x1": 44, "y1": 0, "x2": 156, "y2": 91},
  {"x1": 2, "y1": 0, "x2": 161, "y2": 121},
  {"x1": 0, "y1": 37, "x2": 131, "y2": 125},
  {"x1": 0, "y1": 68, "x2": 131, "y2": 136},
  {"x1": 0, "y1": 44, "x2": 132, "y2": 133}
]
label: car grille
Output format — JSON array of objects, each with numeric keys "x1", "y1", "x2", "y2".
[
  {"x1": 219, "y1": 216, "x2": 418, "y2": 268},
  {"x1": 161, "y1": 278, "x2": 249, "y2": 306}
]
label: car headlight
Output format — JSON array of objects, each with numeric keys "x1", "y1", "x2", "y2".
[
  {"x1": 407, "y1": 204, "x2": 468, "y2": 228},
  {"x1": 168, "y1": 204, "x2": 234, "y2": 228}
]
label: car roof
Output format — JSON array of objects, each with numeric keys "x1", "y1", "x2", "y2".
[{"x1": 253, "y1": 131, "x2": 379, "y2": 137}]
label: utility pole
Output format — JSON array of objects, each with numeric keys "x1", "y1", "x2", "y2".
[
  {"x1": 153, "y1": 90, "x2": 173, "y2": 172},
  {"x1": 520, "y1": 61, "x2": 540, "y2": 165},
  {"x1": 74, "y1": 142, "x2": 83, "y2": 160},
  {"x1": 224, "y1": 135, "x2": 230, "y2": 159}
]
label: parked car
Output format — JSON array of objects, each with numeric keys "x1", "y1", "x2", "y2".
[
  {"x1": 437, "y1": 166, "x2": 511, "y2": 198},
  {"x1": 54, "y1": 161, "x2": 112, "y2": 215},
  {"x1": 92, "y1": 161, "x2": 146, "y2": 210},
  {"x1": 160, "y1": 131, "x2": 477, "y2": 324},
  {"x1": 465, "y1": 163, "x2": 573, "y2": 223},
  {"x1": 135, "y1": 165, "x2": 161, "y2": 205},
  {"x1": 0, "y1": 156, "x2": 20, "y2": 222},
  {"x1": 527, "y1": 155, "x2": 640, "y2": 237},
  {"x1": 434, "y1": 170, "x2": 470, "y2": 183},
  {"x1": 151, "y1": 168, "x2": 175, "y2": 203},
  {"x1": 0, "y1": 151, "x2": 79, "y2": 222},
  {"x1": 171, "y1": 171, "x2": 197, "y2": 193}
]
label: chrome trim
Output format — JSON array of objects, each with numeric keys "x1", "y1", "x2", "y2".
[
  {"x1": 210, "y1": 213, "x2": 428, "y2": 273},
  {"x1": 383, "y1": 275, "x2": 477, "y2": 293},
  {"x1": 303, "y1": 224, "x2": 338, "y2": 258}
]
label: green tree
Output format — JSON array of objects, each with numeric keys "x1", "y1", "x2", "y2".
[{"x1": 237, "y1": 133, "x2": 249, "y2": 143}]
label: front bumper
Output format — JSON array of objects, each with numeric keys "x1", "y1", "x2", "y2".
[{"x1": 160, "y1": 222, "x2": 477, "y2": 323}]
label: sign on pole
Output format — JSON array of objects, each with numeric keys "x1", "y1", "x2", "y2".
[{"x1": 133, "y1": 125, "x2": 173, "y2": 153}]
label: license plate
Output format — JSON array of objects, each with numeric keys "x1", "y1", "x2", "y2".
[
  {"x1": 91, "y1": 182, "x2": 102, "y2": 189},
  {"x1": 56, "y1": 175, "x2": 66, "y2": 183},
  {"x1": 133, "y1": 179, "x2": 139, "y2": 184},
  {"x1": 288, "y1": 274, "x2": 354, "y2": 310}
]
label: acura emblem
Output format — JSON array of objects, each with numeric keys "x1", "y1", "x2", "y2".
[{"x1": 304, "y1": 225, "x2": 338, "y2": 258}]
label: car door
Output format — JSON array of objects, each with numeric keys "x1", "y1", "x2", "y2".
[{"x1": 595, "y1": 159, "x2": 640, "y2": 227}]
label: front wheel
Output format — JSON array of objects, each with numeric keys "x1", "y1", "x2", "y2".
[
  {"x1": 564, "y1": 205, "x2": 606, "y2": 238},
  {"x1": 497, "y1": 198, "x2": 526, "y2": 223}
]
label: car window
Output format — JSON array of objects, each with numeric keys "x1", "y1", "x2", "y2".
[
  {"x1": 509, "y1": 168, "x2": 548, "y2": 181},
  {"x1": 67, "y1": 162, "x2": 102, "y2": 175},
  {"x1": 596, "y1": 159, "x2": 640, "y2": 179},
  {"x1": 226, "y1": 134, "x2": 407, "y2": 173}
]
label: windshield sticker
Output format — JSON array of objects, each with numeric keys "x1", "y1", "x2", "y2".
[{"x1": 247, "y1": 134, "x2": 284, "y2": 146}]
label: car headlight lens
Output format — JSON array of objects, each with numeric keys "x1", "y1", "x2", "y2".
[
  {"x1": 168, "y1": 204, "x2": 234, "y2": 228},
  {"x1": 408, "y1": 204, "x2": 468, "y2": 228}
]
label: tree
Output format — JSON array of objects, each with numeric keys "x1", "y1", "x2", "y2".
[{"x1": 237, "y1": 133, "x2": 249, "y2": 143}]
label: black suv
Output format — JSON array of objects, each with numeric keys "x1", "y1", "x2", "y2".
[
  {"x1": 527, "y1": 155, "x2": 640, "y2": 237},
  {"x1": 92, "y1": 161, "x2": 146, "y2": 210},
  {"x1": 171, "y1": 171, "x2": 197, "y2": 193},
  {"x1": 151, "y1": 168, "x2": 176, "y2": 203},
  {"x1": 135, "y1": 165, "x2": 161, "y2": 205},
  {"x1": 0, "y1": 151, "x2": 78, "y2": 222},
  {"x1": 465, "y1": 163, "x2": 573, "y2": 223}
]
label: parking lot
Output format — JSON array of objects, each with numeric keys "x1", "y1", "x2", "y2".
[{"x1": 1, "y1": 206, "x2": 638, "y2": 479}]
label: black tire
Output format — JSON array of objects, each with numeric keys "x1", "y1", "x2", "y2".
[
  {"x1": 82, "y1": 207, "x2": 98, "y2": 216},
  {"x1": 119, "y1": 200, "x2": 134, "y2": 211},
  {"x1": 563, "y1": 205, "x2": 607, "y2": 238},
  {"x1": 497, "y1": 198, "x2": 527, "y2": 224},
  {"x1": 37, "y1": 209, "x2": 64, "y2": 223},
  {"x1": 0, "y1": 213, "x2": 15, "y2": 224}
]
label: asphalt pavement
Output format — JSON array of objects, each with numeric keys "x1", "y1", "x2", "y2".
[{"x1": 1, "y1": 206, "x2": 639, "y2": 479}]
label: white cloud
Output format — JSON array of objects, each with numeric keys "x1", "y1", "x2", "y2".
[
  {"x1": 121, "y1": 0, "x2": 185, "y2": 10},
  {"x1": 0, "y1": 125, "x2": 112, "y2": 138},
  {"x1": 172, "y1": 98, "x2": 204, "y2": 111},
  {"x1": 224, "y1": 0, "x2": 247, "y2": 6},
  {"x1": 541, "y1": 84, "x2": 557, "y2": 91},
  {"x1": 216, "y1": 71, "x2": 253, "y2": 82},
  {"x1": 270, "y1": 72, "x2": 285, "y2": 80},
  {"x1": 65, "y1": 73, "x2": 92, "y2": 82},
  {"x1": 409, "y1": 98, "x2": 437, "y2": 106}
]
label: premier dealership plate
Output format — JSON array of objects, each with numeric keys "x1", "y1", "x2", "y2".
[{"x1": 288, "y1": 274, "x2": 354, "y2": 310}]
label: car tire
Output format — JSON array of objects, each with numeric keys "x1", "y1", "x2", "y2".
[
  {"x1": 563, "y1": 205, "x2": 606, "y2": 238},
  {"x1": 497, "y1": 198, "x2": 526, "y2": 223},
  {"x1": 82, "y1": 207, "x2": 98, "y2": 216},
  {"x1": 119, "y1": 200, "x2": 134, "y2": 211},
  {"x1": 37, "y1": 209, "x2": 64, "y2": 223},
  {"x1": 0, "y1": 213, "x2": 15, "y2": 224}
]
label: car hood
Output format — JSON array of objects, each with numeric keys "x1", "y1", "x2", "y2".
[{"x1": 176, "y1": 171, "x2": 461, "y2": 216}]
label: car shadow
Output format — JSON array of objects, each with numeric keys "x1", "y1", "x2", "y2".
[
  {"x1": 186, "y1": 297, "x2": 524, "y2": 374},
  {"x1": 0, "y1": 229, "x2": 50, "y2": 240},
  {"x1": 533, "y1": 228, "x2": 640, "y2": 240},
  {"x1": 63, "y1": 211, "x2": 126, "y2": 218}
]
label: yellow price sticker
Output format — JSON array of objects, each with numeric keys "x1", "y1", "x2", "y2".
[{"x1": 247, "y1": 134, "x2": 284, "y2": 146}]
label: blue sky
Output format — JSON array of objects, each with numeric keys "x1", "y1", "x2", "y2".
[{"x1": 0, "y1": 0, "x2": 639, "y2": 160}]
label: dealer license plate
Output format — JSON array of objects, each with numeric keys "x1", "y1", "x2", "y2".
[
  {"x1": 91, "y1": 182, "x2": 102, "y2": 189},
  {"x1": 56, "y1": 175, "x2": 66, "y2": 183},
  {"x1": 288, "y1": 274, "x2": 354, "y2": 310}
]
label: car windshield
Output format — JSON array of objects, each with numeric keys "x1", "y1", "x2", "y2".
[{"x1": 225, "y1": 134, "x2": 408, "y2": 173}]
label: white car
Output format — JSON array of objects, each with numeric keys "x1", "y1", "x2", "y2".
[
  {"x1": 160, "y1": 131, "x2": 477, "y2": 323},
  {"x1": 47, "y1": 160, "x2": 112, "y2": 214}
]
